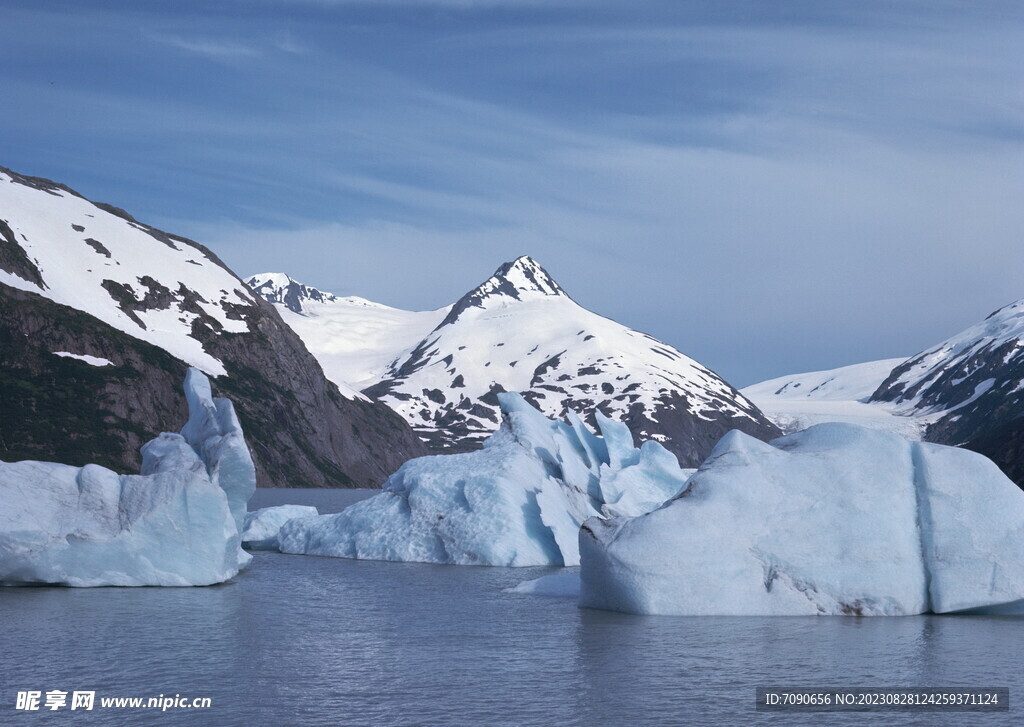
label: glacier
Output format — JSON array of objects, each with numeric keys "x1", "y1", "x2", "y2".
[
  {"x1": 579, "y1": 423, "x2": 1024, "y2": 616},
  {"x1": 242, "y1": 505, "x2": 319, "y2": 550},
  {"x1": 278, "y1": 393, "x2": 692, "y2": 566},
  {"x1": 0, "y1": 368, "x2": 255, "y2": 587}
]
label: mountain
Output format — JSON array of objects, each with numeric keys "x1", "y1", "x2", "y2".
[
  {"x1": 870, "y1": 297, "x2": 1024, "y2": 483},
  {"x1": 0, "y1": 164, "x2": 426, "y2": 487},
  {"x1": 246, "y1": 272, "x2": 341, "y2": 313},
  {"x1": 253, "y1": 257, "x2": 781, "y2": 467},
  {"x1": 741, "y1": 358, "x2": 925, "y2": 440}
]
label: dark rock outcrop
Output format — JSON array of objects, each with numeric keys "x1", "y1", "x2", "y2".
[
  {"x1": 0, "y1": 165, "x2": 427, "y2": 487},
  {"x1": 964, "y1": 417, "x2": 1024, "y2": 488}
]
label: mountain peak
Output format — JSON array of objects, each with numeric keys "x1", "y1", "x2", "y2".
[
  {"x1": 246, "y1": 272, "x2": 337, "y2": 314},
  {"x1": 440, "y1": 256, "x2": 566, "y2": 326},
  {"x1": 248, "y1": 272, "x2": 294, "y2": 289},
  {"x1": 492, "y1": 256, "x2": 564, "y2": 297}
]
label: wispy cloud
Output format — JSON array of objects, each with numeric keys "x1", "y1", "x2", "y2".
[
  {"x1": 272, "y1": 32, "x2": 311, "y2": 55},
  {"x1": 149, "y1": 33, "x2": 263, "y2": 61}
]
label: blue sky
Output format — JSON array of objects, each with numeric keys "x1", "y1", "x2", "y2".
[{"x1": 2, "y1": 0, "x2": 1022, "y2": 385}]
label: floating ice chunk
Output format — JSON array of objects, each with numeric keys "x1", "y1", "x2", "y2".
[
  {"x1": 242, "y1": 505, "x2": 319, "y2": 550},
  {"x1": 281, "y1": 442, "x2": 564, "y2": 565},
  {"x1": 0, "y1": 368, "x2": 255, "y2": 586},
  {"x1": 580, "y1": 423, "x2": 1024, "y2": 616},
  {"x1": 956, "y1": 600, "x2": 1024, "y2": 616},
  {"x1": 179, "y1": 368, "x2": 255, "y2": 533},
  {"x1": 279, "y1": 393, "x2": 692, "y2": 566},
  {"x1": 508, "y1": 571, "x2": 581, "y2": 598},
  {"x1": 0, "y1": 461, "x2": 240, "y2": 587}
]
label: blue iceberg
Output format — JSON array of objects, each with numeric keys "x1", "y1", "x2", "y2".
[{"x1": 279, "y1": 393, "x2": 691, "y2": 566}]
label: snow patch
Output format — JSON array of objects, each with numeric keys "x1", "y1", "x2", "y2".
[{"x1": 52, "y1": 351, "x2": 113, "y2": 367}]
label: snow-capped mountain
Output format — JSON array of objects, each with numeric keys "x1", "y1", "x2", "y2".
[
  {"x1": 742, "y1": 358, "x2": 925, "y2": 440},
  {"x1": 0, "y1": 169, "x2": 256, "y2": 377},
  {"x1": 254, "y1": 256, "x2": 781, "y2": 467},
  {"x1": 871, "y1": 298, "x2": 1024, "y2": 425},
  {"x1": 245, "y1": 272, "x2": 447, "y2": 395},
  {"x1": 0, "y1": 164, "x2": 425, "y2": 486},
  {"x1": 247, "y1": 272, "x2": 341, "y2": 313},
  {"x1": 870, "y1": 297, "x2": 1024, "y2": 483}
]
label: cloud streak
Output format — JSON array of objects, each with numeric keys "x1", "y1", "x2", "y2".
[
  {"x1": 2, "y1": 1, "x2": 1022, "y2": 385},
  {"x1": 150, "y1": 33, "x2": 263, "y2": 61}
]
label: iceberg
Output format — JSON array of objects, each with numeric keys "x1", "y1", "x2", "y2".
[
  {"x1": 0, "y1": 368, "x2": 255, "y2": 587},
  {"x1": 176, "y1": 368, "x2": 255, "y2": 534},
  {"x1": 579, "y1": 423, "x2": 1024, "y2": 616},
  {"x1": 279, "y1": 393, "x2": 691, "y2": 566},
  {"x1": 242, "y1": 505, "x2": 319, "y2": 550}
]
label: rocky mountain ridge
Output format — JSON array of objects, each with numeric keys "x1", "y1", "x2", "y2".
[{"x1": 0, "y1": 165, "x2": 426, "y2": 487}]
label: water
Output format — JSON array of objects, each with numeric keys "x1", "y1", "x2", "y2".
[{"x1": 2, "y1": 488, "x2": 1021, "y2": 726}]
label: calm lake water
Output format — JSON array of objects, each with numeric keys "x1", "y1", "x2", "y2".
[{"x1": 2, "y1": 488, "x2": 1022, "y2": 726}]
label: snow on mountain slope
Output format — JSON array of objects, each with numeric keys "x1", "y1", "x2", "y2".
[
  {"x1": 872, "y1": 298, "x2": 1024, "y2": 415},
  {"x1": 362, "y1": 257, "x2": 780, "y2": 466},
  {"x1": 0, "y1": 164, "x2": 428, "y2": 488},
  {"x1": 251, "y1": 257, "x2": 780, "y2": 467},
  {"x1": 246, "y1": 272, "x2": 339, "y2": 312},
  {"x1": 246, "y1": 273, "x2": 448, "y2": 396},
  {"x1": 744, "y1": 358, "x2": 908, "y2": 403},
  {"x1": 0, "y1": 167, "x2": 255, "y2": 376},
  {"x1": 871, "y1": 297, "x2": 1024, "y2": 468},
  {"x1": 742, "y1": 358, "x2": 926, "y2": 440}
]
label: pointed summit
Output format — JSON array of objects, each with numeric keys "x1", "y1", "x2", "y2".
[
  {"x1": 488, "y1": 256, "x2": 564, "y2": 298},
  {"x1": 360, "y1": 251, "x2": 779, "y2": 463},
  {"x1": 246, "y1": 272, "x2": 337, "y2": 314},
  {"x1": 441, "y1": 256, "x2": 566, "y2": 325}
]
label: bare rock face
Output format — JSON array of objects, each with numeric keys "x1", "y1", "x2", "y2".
[
  {"x1": 965, "y1": 418, "x2": 1024, "y2": 489},
  {"x1": 0, "y1": 164, "x2": 426, "y2": 487}
]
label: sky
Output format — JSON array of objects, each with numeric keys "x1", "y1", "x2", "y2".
[{"x1": 2, "y1": 0, "x2": 1022, "y2": 386}]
